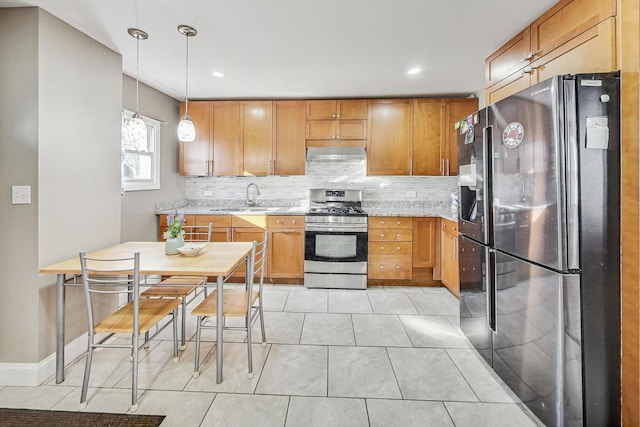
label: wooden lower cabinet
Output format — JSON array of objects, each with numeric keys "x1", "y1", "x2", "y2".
[
  {"x1": 368, "y1": 217, "x2": 413, "y2": 280},
  {"x1": 412, "y1": 217, "x2": 436, "y2": 268},
  {"x1": 156, "y1": 214, "x2": 457, "y2": 288},
  {"x1": 194, "y1": 215, "x2": 231, "y2": 242},
  {"x1": 268, "y1": 216, "x2": 304, "y2": 279},
  {"x1": 440, "y1": 218, "x2": 460, "y2": 297}
]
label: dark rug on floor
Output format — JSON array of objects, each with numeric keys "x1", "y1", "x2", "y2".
[{"x1": 0, "y1": 408, "x2": 165, "y2": 426}]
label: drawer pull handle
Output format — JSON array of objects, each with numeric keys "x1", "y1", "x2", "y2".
[
  {"x1": 276, "y1": 220, "x2": 281, "y2": 224},
  {"x1": 380, "y1": 233, "x2": 385, "y2": 237},
  {"x1": 379, "y1": 265, "x2": 384, "y2": 269},
  {"x1": 380, "y1": 246, "x2": 385, "y2": 251},
  {"x1": 292, "y1": 220, "x2": 296, "y2": 224},
  {"x1": 396, "y1": 221, "x2": 400, "y2": 225},
  {"x1": 381, "y1": 220, "x2": 385, "y2": 225},
  {"x1": 396, "y1": 246, "x2": 400, "y2": 251},
  {"x1": 396, "y1": 233, "x2": 400, "y2": 237},
  {"x1": 396, "y1": 265, "x2": 401, "y2": 269}
]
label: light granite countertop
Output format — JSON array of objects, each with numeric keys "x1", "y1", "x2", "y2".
[{"x1": 156, "y1": 200, "x2": 458, "y2": 221}]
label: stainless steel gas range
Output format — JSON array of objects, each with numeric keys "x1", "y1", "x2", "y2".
[{"x1": 304, "y1": 189, "x2": 368, "y2": 289}]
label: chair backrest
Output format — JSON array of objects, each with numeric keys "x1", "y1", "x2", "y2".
[
  {"x1": 183, "y1": 223, "x2": 213, "y2": 242},
  {"x1": 249, "y1": 231, "x2": 268, "y2": 294},
  {"x1": 79, "y1": 251, "x2": 140, "y2": 334}
]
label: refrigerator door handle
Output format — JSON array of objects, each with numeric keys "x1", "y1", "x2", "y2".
[
  {"x1": 564, "y1": 82, "x2": 580, "y2": 269},
  {"x1": 483, "y1": 125, "x2": 493, "y2": 245},
  {"x1": 487, "y1": 247, "x2": 496, "y2": 333}
]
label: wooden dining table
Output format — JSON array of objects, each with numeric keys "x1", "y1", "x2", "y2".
[{"x1": 39, "y1": 241, "x2": 254, "y2": 385}]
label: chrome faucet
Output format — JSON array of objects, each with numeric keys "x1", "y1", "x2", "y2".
[{"x1": 246, "y1": 182, "x2": 261, "y2": 206}]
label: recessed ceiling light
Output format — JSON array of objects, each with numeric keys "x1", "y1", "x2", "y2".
[
  {"x1": 407, "y1": 68, "x2": 422, "y2": 75},
  {"x1": 212, "y1": 71, "x2": 225, "y2": 78}
]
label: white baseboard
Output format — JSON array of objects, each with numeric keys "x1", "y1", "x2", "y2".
[{"x1": 0, "y1": 333, "x2": 87, "y2": 386}]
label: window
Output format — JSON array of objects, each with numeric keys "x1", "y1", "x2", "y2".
[{"x1": 121, "y1": 110, "x2": 160, "y2": 191}]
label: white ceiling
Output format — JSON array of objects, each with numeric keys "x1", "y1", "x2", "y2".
[{"x1": 0, "y1": 0, "x2": 558, "y2": 100}]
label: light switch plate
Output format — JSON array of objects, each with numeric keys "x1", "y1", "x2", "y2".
[{"x1": 12, "y1": 185, "x2": 31, "y2": 204}]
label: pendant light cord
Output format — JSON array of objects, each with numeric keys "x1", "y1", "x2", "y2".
[
  {"x1": 184, "y1": 32, "x2": 189, "y2": 115},
  {"x1": 135, "y1": 35, "x2": 140, "y2": 114}
]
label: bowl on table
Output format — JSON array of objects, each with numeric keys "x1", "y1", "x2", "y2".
[{"x1": 177, "y1": 243, "x2": 205, "y2": 257}]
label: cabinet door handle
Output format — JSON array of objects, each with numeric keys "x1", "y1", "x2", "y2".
[
  {"x1": 336, "y1": 114, "x2": 340, "y2": 118},
  {"x1": 380, "y1": 233, "x2": 385, "y2": 238},
  {"x1": 380, "y1": 220, "x2": 385, "y2": 225},
  {"x1": 396, "y1": 233, "x2": 400, "y2": 238},
  {"x1": 396, "y1": 246, "x2": 401, "y2": 251},
  {"x1": 396, "y1": 265, "x2": 401, "y2": 269},
  {"x1": 454, "y1": 238, "x2": 458, "y2": 259},
  {"x1": 379, "y1": 264, "x2": 384, "y2": 269},
  {"x1": 441, "y1": 158, "x2": 446, "y2": 176},
  {"x1": 292, "y1": 219, "x2": 297, "y2": 224},
  {"x1": 380, "y1": 246, "x2": 385, "y2": 251},
  {"x1": 521, "y1": 52, "x2": 534, "y2": 62},
  {"x1": 523, "y1": 66, "x2": 538, "y2": 75}
]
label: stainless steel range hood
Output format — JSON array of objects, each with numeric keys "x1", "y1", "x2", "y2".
[{"x1": 306, "y1": 146, "x2": 366, "y2": 161}]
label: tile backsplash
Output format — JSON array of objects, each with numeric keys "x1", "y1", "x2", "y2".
[{"x1": 185, "y1": 159, "x2": 457, "y2": 206}]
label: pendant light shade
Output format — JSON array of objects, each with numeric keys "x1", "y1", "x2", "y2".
[
  {"x1": 126, "y1": 28, "x2": 149, "y2": 144},
  {"x1": 178, "y1": 25, "x2": 197, "y2": 142}
]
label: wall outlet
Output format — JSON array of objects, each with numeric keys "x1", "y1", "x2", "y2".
[
  {"x1": 405, "y1": 190, "x2": 417, "y2": 198},
  {"x1": 12, "y1": 185, "x2": 31, "y2": 204},
  {"x1": 203, "y1": 190, "x2": 213, "y2": 196}
]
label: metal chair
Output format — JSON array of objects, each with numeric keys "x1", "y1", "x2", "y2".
[
  {"x1": 78, "y1": 251, "x2": 181, "y2": 412},
  {"x1": 191, "y1": 231, "x2": 268, "y2": 379},
  {"x1": 142, "y1": 223, "x2": 213, "y2": 350}
]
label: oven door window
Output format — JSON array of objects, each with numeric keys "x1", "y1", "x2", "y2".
[
  {"x1": 305, "y1": 231, "x2": 367, "y2": 262},
  {"x1": 316, "y1": 234, "x2": 356, "y2": 258}
]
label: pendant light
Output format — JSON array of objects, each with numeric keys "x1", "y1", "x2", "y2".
[
  {"x1": 126, "y1": 28, "x2": 149, "y2": 144},
  {"x1": 177, "y1": 25, "x2": 197, "y2": 142}
]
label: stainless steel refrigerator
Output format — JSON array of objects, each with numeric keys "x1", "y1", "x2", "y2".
[{"x1": 457, "y1": 73, "x2": 620, "y2": 427}]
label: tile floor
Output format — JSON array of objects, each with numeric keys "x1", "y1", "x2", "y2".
[{"x1": 0, "y1": 285, "x2": 545, "y2": 427}]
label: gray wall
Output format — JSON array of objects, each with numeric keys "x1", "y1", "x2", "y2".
[
  {"x1": 0, "y1": 7, "x2": 123, "y2": 364},
  {"x1": 121, "y1": 75, "x2": 184, "y2": 241},
  {"x1": 0, "y1": 7, "x2": 40, "y2": 364}
]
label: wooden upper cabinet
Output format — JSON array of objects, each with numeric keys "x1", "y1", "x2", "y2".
[
  {"x1": 273, "y1": 101, "x2": 305, "y2": 175},
  {"x1": 530, "y1": 0, "x2": 616, "y2": 58},
  {"x1": 367, "y1": 99, "x2": 412, "y2": 176},
  {"x1": 413, "y1": 99, "x2": 444, "y2": 176},
  {"x1": 485, "y1": 28, "x2": 532, "y2": 88},
  {"x1": 305, "y1": 99, "x2": 367, "y2": 120},
  {"x1": 336, "y1": 100, "x2": 367, "y2": 119},
  {"x1": 485, "y1": 0, "x2": 617, "y2": 102},
  {"x1": 241, "y1": 101, "x2": 272, "y2": 176},
  {"x1": 412, "y1": 98, "x2": 477, "y2": 176},
  {"x1": 211, "y1": 101, "x2": 241, "y2": 176},
  {"x1": 179, "y1": 101, "x2": 211, "y2": 176},
  {"x1": 305, "y1": 120, "x2": 366, "y2": 140},
  {"x1": 445, "y1": 98, "x2": 478, "y2": 176},
  {"x1": 531, "y1": 17, "x2": 617, "y2": 84}
]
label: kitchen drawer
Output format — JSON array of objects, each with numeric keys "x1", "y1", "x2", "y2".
[
  {"x1": 368, "y1": 255, "x2": 412, "y2": 280},
  {"x1": 369, "y1": 217, "x2": 413, "y2": 229},
  {"x1": 194, "y1": 215, "x2": 232, "y2": 228},
  {"x1": 368, "y1": 241, "x2": 412, "y2": 256},
  {"x1": 231, "y1": 215, "x2": 268, "y2": 228},
  {"x1": 369, "y1": 228, "x2": 412, "y2": 242},
  {"x1": 268, "y1": 215, "x2": 303, "y2": 229}
]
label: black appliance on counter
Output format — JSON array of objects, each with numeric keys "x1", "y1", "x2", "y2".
[
  {"x1": 304, "y1": 189, "x2": 368, "y2": 289},
  {"x1": 457, "y1": 73, "x2": 620, "y2": 427}
]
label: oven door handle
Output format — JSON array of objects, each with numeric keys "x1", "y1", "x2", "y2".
[{"x1": 305, "y1": 225, "x2": 368, "y2": 233}]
